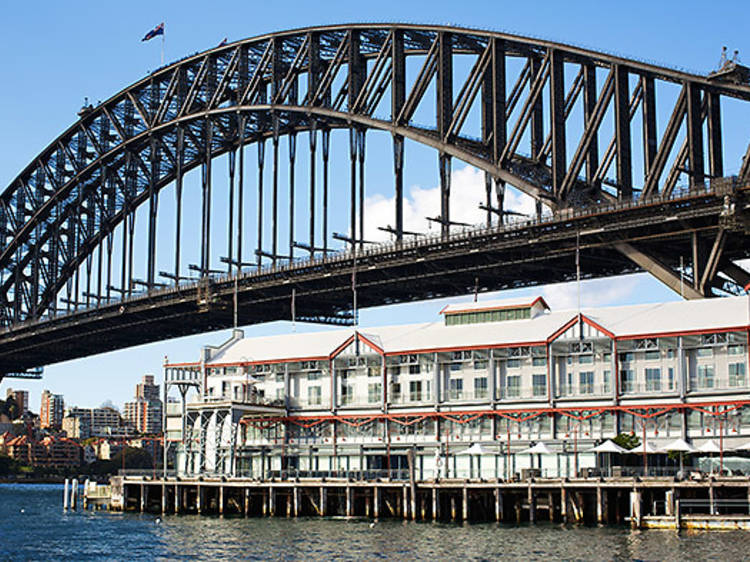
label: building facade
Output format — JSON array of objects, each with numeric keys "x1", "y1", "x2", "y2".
[
  {"x1": 124, "y1": 375, "x2": 163, "y2": 434},
  {"x1": 164, "y1": 296, "x2": 750, "y2": 480},
  {"x1": 39, "y1": 390, "x2": 64, "y2": 429},
  {"x1": 62, "y1": 407, "x2": 125, "y2": 439},
  {"x1": 5, "y1": 389, "x2": 29, "y2": 415}
]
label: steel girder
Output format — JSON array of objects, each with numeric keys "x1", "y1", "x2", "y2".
[{"x1": 2, "y1": 24, "x2": 750, "y2": 328}]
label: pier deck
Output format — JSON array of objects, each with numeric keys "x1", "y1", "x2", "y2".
[{"x1": 105, "y1": 475, "x2": 750, "y2": 529}]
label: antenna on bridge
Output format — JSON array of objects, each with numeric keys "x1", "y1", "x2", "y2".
[
  {"x1": 577, "y1": 231, "x2": 583, "y2": 340},
  {"x1": 291, "y1": 288, "x2": 296, "y2": 333}
]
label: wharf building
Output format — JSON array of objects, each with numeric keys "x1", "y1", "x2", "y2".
[{"x1": 163, "y1": 296, "x2": 750, "y2": 480}]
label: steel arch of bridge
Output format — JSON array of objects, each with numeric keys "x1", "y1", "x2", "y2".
[{"x1": 3, "y1": 23, "x2": 750, "y2": 329}]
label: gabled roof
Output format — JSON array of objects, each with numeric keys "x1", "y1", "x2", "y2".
[
  {"x1": 200, "y1": 295, "x2": 750, "y2": 367},
  {"x1": 440, "y1": 296, "x2": 549, "y2": 315}
]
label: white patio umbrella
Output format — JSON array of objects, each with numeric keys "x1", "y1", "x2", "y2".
[
  {"x1": 587, "y1": 440, "x2": 627, "y2": 476},
  {"x1": 457, "y1": 443, "x2": 495, "y2": 456},
  {"x1": 456, "y1": 443, "x2": 496, "y2": 479},
  {"x1": 519, "y1": 442, "x2": 554, "y2": 455},
  {"x1": 659, "y1": 438, "x2": 696, "y2": 453},
  {"x1": 697, "y1": 440, "x2": 722, "y2": 453},
  {"x1": 660, "y1": 438, "x2": 696, "y2": 472},
  {"x1": 519, "y1": 442, "x2": 554, "y2": 473},
  {"x1": 697, "y1": 440, "x2": 723, "y2": 474},
  {"x1": 587, "y1": 440, "x2": 628, "y2": 454}
]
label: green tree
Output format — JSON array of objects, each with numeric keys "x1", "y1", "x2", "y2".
[{"x1": 613, "y1": 432, "x2": 640, "y2": 450}]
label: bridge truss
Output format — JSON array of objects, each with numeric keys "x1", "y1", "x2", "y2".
[{"x1": 1, "y1": 23, "x2": 750, "y2": 373}]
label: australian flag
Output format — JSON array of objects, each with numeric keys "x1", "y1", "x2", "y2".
[{"x1": 142, "y1": 22, "x2": 165, "y2": 42}]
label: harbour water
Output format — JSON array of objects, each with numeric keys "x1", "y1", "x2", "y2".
[{"x1": 2, "y1": 483, "x2": 750, "y2": 561}]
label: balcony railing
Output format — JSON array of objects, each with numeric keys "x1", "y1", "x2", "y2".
[{"x1": 556, "y1": 384, "x2": 611, "y2": 398}]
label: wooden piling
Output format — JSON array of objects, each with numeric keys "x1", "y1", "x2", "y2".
[
  {"x1": 450, "y1": 496, "x2": 456, "y2": 521},
  {"x1": 528, "y1": 486, "x2": 535, "y2": 523},
  {"x1": 139, "y1": 483, "x2": 145, "y2": 513},
  {"x1": 432, "y1": 488, "x2": 439, "y2": 521},
  {"x1": 346, "y1": 487, "x2": 353, "y2": 517},
  {"x1": 244, "y1": 488, "x2": 250, "y2": 516},
  {"x1": 494, "y1": 488, "x2": 502, "y2": 522},
  {"x1": 293, "y1": 487, "x2": 299, "y2": 517},
  {"x1": 219, "y1": 486, "x2": 224, "y2": 516},
  {"x1": 561, "y1": 486, "x2": 567, "y2": 522},
  {"x1": 462, "y1": 487, "x2": 468, "y2": 521},
  {"x1": 373, "y1": 487, "x2": 379, "y2": 519},
  {"x1": 548, "y1": 491, "x2": 555, "y2": 522},
  {"x1": 63, "y1": 478, "x2": 69, "y2": 511},
  {"x1": 175, "y1": 484, "x2": 180, "y2": 514},
  {"x1": 320, "y1": 487, "x2": 327, "y2": 517},
  {"x1": 596, "y1": 486, "x2": 603, "y2": 524},
  {"x1": 197, "y1": 485, "x2": 203, "y2": 514},
  {"x1": 402, "y1": 486, "x2": 409, "y2": 520}
]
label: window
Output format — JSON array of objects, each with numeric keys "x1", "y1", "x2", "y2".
[
  {"x1": 409, "y1": 381, "x2": 423, "y2": 402},
  {"x1": 667, "y1": 367, "x2": 675, "y2": 390},
  {"x1": 532, "y1": 374, "x2": 546, "y2": 397},
  {"x1": 729, "y1": 363, "x2": 746, "y2": 387},
  {"x1": 388, "y1": 366, "x2": 401, "y2": 377},
  {"x1": 368, "y1": 383, "x2": 382, "y2": 404},
  {"x1": 307, "y1": 371, "x2": 322, "y2": 381},
  {"x1": 473, "y1": 360, "x2": 488, "y2": 370},
  {"x1": 696, "y1": 348, "x2": 714, "y2": 358},
  {"x1": 505, "y1": 375, "x2": 520, "y2": 398},
  {"x1": 603, "y1": 353, "x2": 612, "y2": 363},
  {"x1": 728, "y1": 345, "x2": 745, "y2": 356},
  {"x1": 645, "y1": 350, "x2": 660, "y2": 361},
  {"x1": 449, "y1": 379, "x2": 463, "y2": 400},
  {"x1": 275, "y1": 373, "x2": 285, "y2": 383},
  {"x1": 276, "y1": 388, "x2": 285, "y2": 401},
  {"x1": 567, "y1": 356, "x2": 573, "y2": 366},
  {"x1": 506, "y1": 359, "x2": 521, "y2": 369},
  {"x1": 307, "y1": 386, "x2": 321, "y2": 406},
  {"x1": 368, "y1": 367, "x2": 380, "y2": 377},
  {"x1": 341, "y1": 384, "x2": 354, "y2": 405},
  {"x1": 390, "y1": 383, "x2": 401, "y2": 402},
  {"x1": 222, "y1": 381, "x2": 229, "y2": 397},
  {"x1": 697, "y1": 365, "x2": 715, "y2": 389},
  {"x1": 532, "y1": 356, "x2": 547, "y2": 367},
  {"x1": 449, "y1": 363, "x2": 462, "y2": 372},
  {"x1": 603, "y1": 370, "x2": 611, "y2": 393},
  {"x1": 579, "y1": 371, "x2": 594, "y2": 394},
  {"x1": 701, "y1": 333, "x2": 727, "y2": 345},
  {"x1": 667, "y1": 349, "x2": 676, "y2": 359},
  {"x1": 474, "y1": 377, "x2": 488, "y2": 399},
  {"x1": 424, "y1": 381, "x2": 432, "y2": 401},
  {"x1": 409, "y1": 364, "x2": 421, "y2": 375},
  {"x1": 579, "y1": 355, "x2": 593, "y2": 365},
  {"x1": 619, "y1": 352, "x2": 634, "y2": 363},
  {"x1": 645, "y1": 368, "x2": 661, "y2": 392},
  {"x1": 620, "y1": 369, "x2": 634, "y2": 393}
]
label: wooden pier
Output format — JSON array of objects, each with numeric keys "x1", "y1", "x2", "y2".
[{"x1": 107, "y1": 475, "x2": 750, "y2": 529}]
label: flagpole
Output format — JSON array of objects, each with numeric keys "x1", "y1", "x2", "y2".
[{"x1": 161, "y1": 29, "x2": 165, "y2": 66}]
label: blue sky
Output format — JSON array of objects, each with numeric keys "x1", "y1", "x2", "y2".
[{"x1": 0, "y1": 0, "x2": 747, "y2": 410}]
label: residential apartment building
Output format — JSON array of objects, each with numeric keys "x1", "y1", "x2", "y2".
[
  {"x1": 62, "y1": 406, "x2": 125, "y2": 439},
  {"x1": 163, "y1": 296, "x2": 750, "y2": 479},
  {"x1": 124, "y1": 375, "x2": 163, "y2": 434},
  {"x1": 5, "y1": 389, "x2": 29, "y2": 415},
  {"x1": 39, "y1": 390, "x2": 64, "y2": 429}
]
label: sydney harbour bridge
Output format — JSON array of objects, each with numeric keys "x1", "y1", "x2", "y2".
[{"x1": 1, "y1": 23, "x2": 750, "y2": 378}]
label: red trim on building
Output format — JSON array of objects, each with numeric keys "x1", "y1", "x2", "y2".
[{"x1": 441, "y1": 296, "x2": 549, "y2": 315}]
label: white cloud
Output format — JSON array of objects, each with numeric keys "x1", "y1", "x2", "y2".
[
  {"x1": 541, "y1": 276, "x2": 641, "y2": 310},
  {"x1": 363, "y1": 165, "x2": 539, "y2": 242}
]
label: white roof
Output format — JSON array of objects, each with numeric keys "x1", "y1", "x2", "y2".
[
  {"x1": 200, "y1": 296, "x2": 750, "y2": 366},
  {"x1": 441, "y1": 295, "x2": 549, "y2": 315},
  {"x1": 586, "y1": 296, "x2": 748, "y2": 338}
]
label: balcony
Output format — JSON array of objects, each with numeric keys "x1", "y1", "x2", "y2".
[{"x1": 556, "y1": 384, "x2": 612, "y2": 399}]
